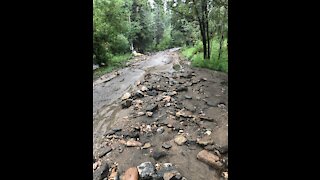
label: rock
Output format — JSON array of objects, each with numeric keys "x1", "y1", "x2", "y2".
[
  {"x1": 201, "y1": 77, "x2": 207, "y2": 81},
  {"x1": 137, "y1": 162, "x2": 155, "y2": 180},
  {"x1": 218, "y1": 145, "x2": 228, "y2": 154},
  {"x1": 93, "y1": 161, "x2": 100, "y2": 171},
  {"x1": 135, "y1": 90, "x2": 144, "y2": 98},
  {"x1": 123, "y1": 167, "x2": 139, "y2": 180},
  {"x1": 196, "y1": 96, "x2": 201, "y2": 100},
  {"x1": 197, "y1": 136, "x2": 214, "y2": 146},
  {"x1": 163, "y1": 172, "x2": 175, "y2": 180},
  {"x1": 184, "y1": 95, "x2": 192, "y2": 99},
  {"x1": 123, "y1": 131, "x2": 140, "y2": 138},
  {"x1": 98, "y1": 147, "x2": 112, "y2": 158},
  {"x1": 93, "y1": 163, "x2": 109, "y2": 180},
  {"x1": 141, "y1": 86, "x2": 148, "y2": 92},
  {"x1": 162, "y1": 96, "x2": 171, "y2": 102},
  {"x1": 93, "y1": 155, "x2": 96, "y2": 163},
  {"x1": 126, "y1": 139, "x2": 143, "y2": 147},
  {"x1": 146, "y1": 111, "x2": 153, "y2": 117},
  {"x1": 167, "y1": 91, "x2": 177, "y2": 96},
  {"x1": 176, "y1": 109, "x2": 193, "y2": 118},
  {"x1": 109, "y1": 167, "x2": 119, "y2": 180},
  {"x1": 183, "y1": 104, "x2": 196, "y2": 113},
  {"x1": 146, "y1": 104, "x2": 158, "y2": 112},
  {"x1": 199, "y1": 116, "x2": 214, "y2": 121},
  {"x1": 112, "y1": 128, "x2": 122, "y2": 132},
  {"x1": 162, "y1": 142, "x2": 172, "y2": 149},
  {"x1": 122, "y1": 99, "x2": 133, "y2": 108},
  {"x1": 178, "y1": 130, "x2": 184, "y2": 133},
  {"x1": 142, "y1": 142, "x2": 152, "y2": 149},
  {"x1": 121, "y1": 92, "x2": 131, "y2": 100},
  {"x1": 165, "y1": 103, "x2": 171, "y2": 107},
  {"x1": 157, "y1": 127, "x2": 165, "y2": 134},
  {"x1": 176, "y1": 86, "x2": 188, "y2": 92},
  {"x1": 147, "y1": 90, "x2": 158, "y2": 96},
  {"x1": 104, "y1": 130, "x2": 115, "y2": 136},
  {"x1": 206, "y1": 99, "x2": 220, "y2": 107},
  {"x1": 204, "y1": 130, "x2": 212, "y2": 135},
  {"x1": 174, "y1": 135, "x2": 187, "y2": 145},
  {"x1": 137, "y1": 112, "x2": 145, "y2": 116},
  {"x1": 152, "y1": 150, "x2": 167, "y2": 160},
  {"x1": 222, "y1": 171, "x2": 228, "y2": 179},
  {"x1": 167, "y1": 124, "x2": 173, "y2": 128},
  {"x1": 204, "y1": 145, "x2": 216, "y2": 151},
  {"x1": 197, "y1": 150, "x2": 223, "y2": 169}
]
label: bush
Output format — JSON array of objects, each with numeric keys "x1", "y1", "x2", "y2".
[{"x1": 110, "y1": 34, "x2": 130, "y2": 54}]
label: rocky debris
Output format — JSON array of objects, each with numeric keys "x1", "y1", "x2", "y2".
[
  {"x1": 222, "y1": 171, "x2": 228, "y2": 179},
  {"x1": 162, "y1": 142, "x2": 172, "y2": 149},
  {"x1": 146, "y1": 111, "x2": 153, "y2": 117},
  {"x1": 206, "y1": 99, "x2": 220, "y2": 107},
  {"x1": 197, "y1": 136, "x2": 214, "y2": 146},
  {"x1": 123, "y1": 167, "x2": 139, "y2": 180},
  {"x1": 201, "y1": 77, "x2": 207, "y2": 81},
  {"x1": 162, "y1": 96, "x2": 171, "y2": 102},
  {"x1": 121, "y1": 92, "x2": 131, "y2": 100},
  {"x1": 165, "y1": 103, "x2": 171, "y2": 107},
  {"x1": 122, "y1": 99, "x2": 133, "y2": 108},
  {"x1": 183, "y1": 104, "x2": 196, "y2": 113},
  {"x1": 147, "y1": 90, "x2": 158, "y2": 96},
  {"x1": 98, "y1": 146, "x2": 112, "y2": 158},
  {"x1": 152, "y1": 150, "x2": 167, "y2": 160},
  {"x1": 112, "y1": 128, "x2": 122, "y2": 132},
  {"x1": 93, "y1": 163, "x2": 109, "y2": 180},
  {"x1": 141, "y1": 86, "x2": 148, "y2": 92},
  {"x1": 176, "y1": 86, "x2": 188, "y2": 92},
  {"x1": 197, "y1": 150, "x2": 223, "y2": 169},
  {"x1": 93, "y1": 161, "x2": 100, "y2": 171},
  {"x1": 184, "y1": 95, "x2": 192, "y2": 99},
  {"x1": 137, "y1": 162, "x2": 155, "y2": 180},
  {"x1": 123, "y1": 131, "x2": 140, "y2": 138},
  {"x1": 204, "y1": 130, "x2": 212, "y2": 135},
  {"x1": 105, "y1": 130, "x2": 116, "y2": 136},
  {"x1": 135, "y1": 90, "x2": 144, "y2": 98},
  {"x1": 109, "y1": 166, "x2": 119, "y2": 180},
  {"x1": 199, "y1": 115, "x2": 214, "y2": 121},
  {"x1": 217, "y1": 145, "x2": 228, "y2": 154},
  {"x1": 174, "y1": 135, "x2": 187, "y2": 145},
  {"x1": 93, "y1": 155, "x2": 96, "y2": 163},
  {"x1": 137, "y1": 112, "x2": 145, "y2": 116},
  {"x1": 176, "y1": 109, "x2": 193, "y2": 118},
  {"x1": 146, "y1": 103, "x2": 158, "y2": 112},
  {"x1": 163, "y1": 171, "x2": 183, "y2": 180},
  {"x1": 126, "y1": 139, "x2": 143, "y2": 147},
  {"x1": 157, "y1": 127, "x2": 165, "y2": 134},
  {"x1": 141, "y1": 142, "x2": 152, "y2": 149},
  {"x1": 204, "y1": 145, "x2": 216, "y2": 151},
  {"x1": 167, "y1": 91, "x2": 177, "y2": 96}
]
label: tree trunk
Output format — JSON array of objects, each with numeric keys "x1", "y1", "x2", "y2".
[
  {"x1": 218, "y1": 8, "x2": 227, "y2": 62},
  {"x1": 205, "y1": 1, "x2": 210, "y2": 59}
]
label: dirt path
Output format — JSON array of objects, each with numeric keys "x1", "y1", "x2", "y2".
[{"x1": 93, "y1": 48, "x2": 228, "y2": 180}]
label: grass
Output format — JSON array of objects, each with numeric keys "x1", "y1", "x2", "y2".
[
  {"x1": 93, "y1": 53, "x2": 132, "y2": 79},
  {"x1": 181, "y1": 38, "x2": 228, "y2": 73}
]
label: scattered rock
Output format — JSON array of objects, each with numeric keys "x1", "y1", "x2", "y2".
[
  {"x1": 167, "y1": 124, "x2": 173, "y2": 128},
  {"x1": 98, "y1": 147, "x2": 112, "y2": 158},
  {"x1": 121, "y1": 92, "x2": 131, "y2": 100},
  {"x1": 93, "y1": 163, "x2": 109, "y2": 180},
  {"x1": 147, "y1": 90, "x2": 158, "y2": 96},
  {"x1": 167, "y1": 91, "x2": 177, "y2": 96},
  {"x1": 146, "y1": 103, "x2": 158, "y2": 112},
  {"x1": 137, "y1": 112, "x2": 145, "y2": 116},
  {"x1": 218, "y1": 145, "x2": 228, "y2": 154},
  {"x1": 126, "y1": 139, "x2": 143, "y2": 147},
  {"x1": 157, "y1": 127, "x2": 165, "y2": 134},
  {"x1": 165, "y1": 103, "x2": 171, "y2": 107},
  {"x1": 196, "y1": 96, "x2": 201, "y2": 100},
  {"x1": 146, "y1": 111, "x2": 153, "y2": 117},
  {"x1": 104, "y1": 130, "x2": 115, "y2": 136},
  {"x1": 199, "y1": 116, "x2": 214, "y2": 121},
  {"x1": 112, "y1": 128, "x2": 122, "y2": 132},
  {"x1": 137, "y1": 162, "x2": 155, "y2": 180},
  {"x1": 162, "y1": 142, "x2": 172, "y2": 149},
  {"x1": 123, "y1": 131, "x2": 140, "y2": 138},
  {"x1": 163, "y1": 172, "x2": 176, "y2": 180},
  {"x1": 197, "y1": 136, "x2": 214, "y2": 146},
  {"x1": 122, "y1": 99, "x2": 133, "y2": 108},
  {"x1": 204, "y1": 130, "x2": 212, "y2": 135},
  {"x1": 109, "y1": 166, "x2": 119, "y2": 180},
  {"x1": 178, "y1": 130, "x2": 184, "y2": 133},
  {"x1": 201, "y1": 77, "x2": 207, "y2": 81},
  {"x1": 142, "y1": 142, "x2": 152, "y2": 149},
  {"x1": 204, "y1": 145, "x2": 216, "y2": 151},
  {"x1": 152, "y1": 150, "x2": 167, "y2": 160},
  {"x1": 93, "y1": 161, "x2": 100, "y2": 171},
  {"x1": 162, "y1": 96, "x2": 171, "y2": 102},
  {"x1": 206, "y1": 99, "x2": 220, "y2": 107},
  {"x1": 176, "y1": 109, "x2": 193, "y2": 118},
  {"x1": 184, "y1": 95, "x2": 192, "y2": 99},
  {"x1": 174, "y1": 135, "x2": 187, "y2": 145},
  {"x1": 176, "y1": 86, "x2": 188, "y2": 92},
  {"x1": 141, "y1": 86, "x2": 148, "y2": 92},
  {"x1": 183, "y1": 104, "x2": 196, "y2": 113},
  {"x1": 222, "y1": 171, "x2": 228, "y2": 179},
  {"x1": 123, "y1": 167, "x2": 139, "y2": 180},
  {"x1": 197, "y1": 150, "x2": 223, "y2": 169},
  {"x1": 93, "y1": 155, "x2": 96, "y2": 163},
  {"x1": 135, "y1": 90, "x2": 144, "y2": 98}
]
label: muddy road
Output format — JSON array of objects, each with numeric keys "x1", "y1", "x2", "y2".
[{"x1": 93, "y1": 48, "x2": 228, "y2": 180}]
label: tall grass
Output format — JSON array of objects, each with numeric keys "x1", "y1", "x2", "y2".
[{"x1": 181, "y1": 37, "x2": 228, "y2": 73}]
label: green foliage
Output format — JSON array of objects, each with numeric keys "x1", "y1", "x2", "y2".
[{"x1": 181, "y1": 38, "x2": 228, "y2": 73}]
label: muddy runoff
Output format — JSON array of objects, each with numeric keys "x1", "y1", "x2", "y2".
[{"x1": 93, "y1": 48, "x2": 228, "y2": 180}]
